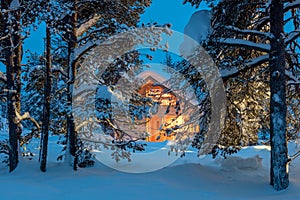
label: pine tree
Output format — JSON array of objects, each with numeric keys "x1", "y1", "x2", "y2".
[
  {"x1": 0, "y1": 0, "x2": 42, "y2": 171},
  {"x1": 0, "y1": 0, "x2": 25, "y2": 172},
  {"x1": 183, "y1": 0, "x2": 300, "y2": 190},
  {"x1": 36, "y1": 0, "x2": 153, "y2": 167}
]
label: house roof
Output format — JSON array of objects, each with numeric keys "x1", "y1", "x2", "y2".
[
  {"x1": 138, "y1": 71, "x2": 166, "y2": 84},
  {"x1": 138, "y1": 71, "x2": 177, "y2": 98},
  {"x1": 137, "y1": 70, "x2": 199, "y2": 107}
]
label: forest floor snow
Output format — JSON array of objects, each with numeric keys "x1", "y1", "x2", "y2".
[{"x1": 0, "y1": 135, "x2": 299, "y2": 200}]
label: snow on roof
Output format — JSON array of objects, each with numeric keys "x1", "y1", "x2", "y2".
[{"x1": 138, "y1": 70, "x2": 166, "y2": 83}]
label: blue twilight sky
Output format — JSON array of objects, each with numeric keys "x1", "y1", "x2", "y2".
[
  {"x1": 0, "y1": 0, "x2": 207, "y2": 72},
  {"x1": 141, "y1": 0, "x2": 208, "y2": 32},
  {"x1": 139, "y1": 1, "x2": 209, "y2": 78}
]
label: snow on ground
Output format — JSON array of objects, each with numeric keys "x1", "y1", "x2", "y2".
[{"x1": 0, "y1": 135, "x2": 299, "y2": 200}]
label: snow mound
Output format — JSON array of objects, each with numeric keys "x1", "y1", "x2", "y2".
[
  {"x1": 180, "y1": 10, "x2": 211, "y2": 56},
  {"x1": 216, "y1": 155, "x2": 263, "y2": 171}
]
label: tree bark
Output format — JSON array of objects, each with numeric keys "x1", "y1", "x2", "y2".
[
  {"x1": 40, "y1": 17, "x2": 51, "y2": 172},
  {"x1": 2, "y1": 1, "x2": 22, "y2": 172},
  {"x1": 13, "y1": 9, "x2": 23, "y2": 142},
  {"x1": 66, "y1": 0, "x2": 78, "y2": 168},
  {"x1": 269, "y1": 0, "x2": 289, "y2": 191},
  {"x1": 6, "y1": 42, "x2": 19, "y2": 172}
]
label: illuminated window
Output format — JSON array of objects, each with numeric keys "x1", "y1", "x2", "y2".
[
  {"x1": 189, "y1": 125, "x2": 194, "y2": 132},
  {"x1": 162, "y1": 99, "x2": 169, "y2": 106}
]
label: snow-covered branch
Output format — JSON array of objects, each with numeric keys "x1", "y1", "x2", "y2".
[
  {"x1": 0, "y1": 140, "x2": 9, "y2": 155},
  {"x1": 288, "y1": 150, "x2": 300, "y2": 163},
  {"x1": 254, "y1": 16, "x2": 270, "y2": 29},
  {"x1": 286, "y1": 70, "x2": 300, "y2": 85},
  {"x1": 288, "y1": 80, "x2": 300, "y2": 85},
  {"x1": 74, "y1": 40, "x2": 101, "y2": 60},
  {"x1": 285, "y1": 29, "x2": 300, "y2": 45},
  {"x1": 78, "y1": 25, "x2": 108, "y2": 43},
  {"x1": 0, "y1": 34, "x2": 10, "y2": 42},
  {"x1": 221, "y1": 54, "x2": 300, "y2": 84},
  {"x1": 52, "y1": 66, "x2": 68, "y2": 78},
  {"x1": 0, "y1": 72, "x2": 7, "y2": 83},
  {"x1": 219, "y1": 68, "x2": 239, "y2": 79},
  {"x1": 220, "y1": 54, "x2": 269, "y2": 80},
  {"x1": 15, "y1": 111, "x2": 40, "y2": 131},
  {"x1": 79, "y1": 136, "x2": 114, "y2": 147},
  {"x1": 246, "y1": 54, "x2": 269, "y2": 67},
  {"x1": 284, "y1": 0, "x2": 300, "y2": 12},
  {"x1": 218, "y1": 38, "x2": 270, "y2": 52},
  {"x1": 224, "y1": 26, "x2": 273, "y2": 39},
  {"x1": 76, "y1": 14, "x2": 103, "y2": 37},
  {"x1": 20, "y1": 130, "x2": 40, "y2": 147}
]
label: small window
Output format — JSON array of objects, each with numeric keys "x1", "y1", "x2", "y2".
[
  {"x1": 189, "y1": 125, "x2": 194, "y2": 132},
  {"x1": 162, "y1": 99, "x2": 169, "y2": 106}
]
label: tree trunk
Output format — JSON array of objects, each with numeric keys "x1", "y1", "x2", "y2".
[
  {"x1": 40, "y1": 20, "x2": 51, "y2": 172},
  {"x1": 269, "y1": 0, "x2": 289, "y2": 191},
  {"x1": 66, "y1": 1, "x2": 78, "y2": 168},
  {"x1": 13, "y1": 9, "x2": 23, "y2": 142},
  {"x1": 6, "y1": 44, "x2": 19, "y2": 172},
  {"x1": 2, "y1": 1, "x2": 22, "y2": 172}
]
